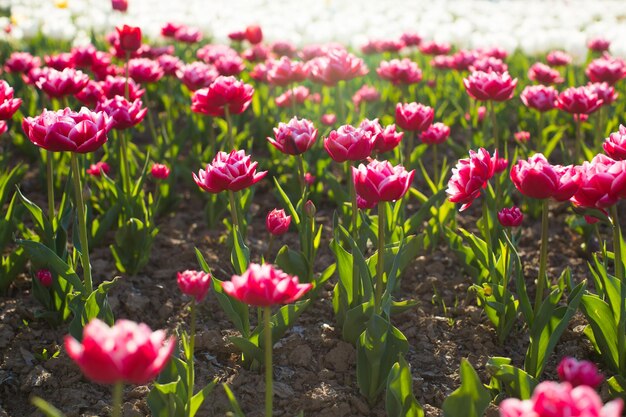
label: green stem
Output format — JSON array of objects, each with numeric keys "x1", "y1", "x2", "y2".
[
  {"x1": 124, "y1": 52, "x2": 130, "y2": 100},
  {"x1": 405, "y1": 130, "x2": 414, "y2": 167},
  {"x1": 432, "y1": 144, "x2": 439, "y2": 186},
  {"x1": 611, "y1": 204, "x2": 626, "y2": 373},
  {"x1": 534, "y1": 199, "x2": 550, "y2": 313},
  {"x1": 538, "y1": 111, "x2": 545, "y2": 147},
  {"x1": 498, "y1": 230, "x2": 512, "y2": 345},
  {"x1": 228, "y1": 190, "x2": 240, "y2": 232},
  {"x1": 574, "y1": 117, "x2": 582, "y2": 164},
  {"x1": 119, "y1": 129, "x2": 132, "y2": 197},
  {"x1": 489, "y1": 101, "x2": 499, "y2": 151},
  {"x1": 144, "y1": 90, "x2": 161, "y2": 155},
  {"x1": 263, "y1": 306, "x2": 273, "y2": 417},
  {"x1": 265, "y1": 234, "x2": 274, "y2": 263},
  {"x1": 612, "y1": 205, "x2": 624, "y2": 282},
  {"x1": 336, "y1": 81, "x2": 345, "y2": 124},
  {"x1": 187, "y1": 301, "x2": 196, "y2": 417},
  {"x1": 375, "y1": 202, "x2": 386, "y2": 312},
  {"x1": 224, "y1": 107, "x2": 234, "y2": 150},
  {"x1": 112, "y1": 381, "x2": 123, "y2": 417},
  {"x1": 348, "y1": 164, "x2": 359, "y2": 306},
  {"x1": 71, "y1": 153, "x2": 92, "y2": 294},
  {"x1": 46, "y1": 151, "x2": 55, "y2": 222},
  {"x1": 482, "y1": 200, "x2": 495, "y2": 286},
  {"x1": 296, "y1": 154, "x2": 307, "y2": 199}
]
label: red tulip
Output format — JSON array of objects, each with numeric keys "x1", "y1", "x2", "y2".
[
  {"x1": 101, "y1": 75, "x2": 144, "y2": 101},
  {"x1": 323, "y1": 124, "x2": 374, "y2": 162},
  {"x1": 510, "y1": 153, "x2": 579, "y2": 201},
  {"x1": 528, "y1": 62, "x2": 564, "y2": 84},
  {"x1": 267, "y1": 57, "x2": 309, "y2": 86},
  {"x1": 586, "y1": 54, "x2": 626, "y2": 85},
  {"x1": 222, "y1": 263, "x2": 311, "y2": 306},
  {"x1": 177, "y1": 62, "x2": 218, "y2": 91},
  {"x1": 546, "y1": 50, "x2": 571, "y2": 67},
  {"x1": 588, "y1": 37, "x2": 610, "y2": 53},
  {"x1": 308, "y1": 49, "x2": 368, "y2": 86},
  {"x1": 44, "y1": 52, "x2": 75, "y2": 70},
  {"x1": 463, "y1": 70, "x2": 517, "y2": 101},
  {"x1": 420, "y1": 122, "x2": 450, "y2": 145},
  {"x1": 604, "y1": 125, "x2": 626, "y2": 160},
  {"x1": 75, "y1": 80, "x2": 105, "y2": 107},
  {"x1": 228, "y1": 30, "x2": 246, "y2": 42},
  {"x1": 520, "y1": 85, "x2": 558, "y2": 112},
  {"x1": 23, "y1": 108, "x2": 112, "y2": 153},
  {"x1": 4, "y1": 52, "x2": 40, "y2": 73},
  {"x1": 36, "y1": 269, "x2": 53, "y2": 287},
  {"x1": 116, "y1": 25, "x2": 141, "y2": 53},
  {"x1": 353, "y1": 159, "x2": 414, "y2": 205},
  {"x1": 446, "y1": 148, "x2": 497, "y2": 211},
  {"x1": 571, "y1": 154, "x2": 626, "y2": 209},
  {"x1": 0, "y1": 81, "x2": 21, "y2": 120},
  {"x1": 86, "y1": 161, "x2": 111, "y2": 177},
  {"x1": 376, "y1": 58, "x2": 422, "y2": 85},
  {"x1": 174, "y1": 26, "x2": 203, "y2": 44},
  {"x1": 35, "y1": 68, "x2": 89, "y2": 98},
  {"x1": 498, "y1": 207, "x2": 523, "y2": 227},
  {"x1": 65, "y1": 318, "x2": 175, "y2": 385},
  {"x1": 96, "y1": 96, "x2": 147, "y2": 130},
  {"x1": 244, "y1": 25, "x2": 263, "y2": 44},
  {"x1": 395, "y1": 102, "x2": 434, "y2": 132},
  {"x1": 193, "y1": 149, "x2": 267, "y2": 193},
  {"x1": 191, "y1": 76, "x2": 254, "y2": 117},
  {"x1": 128, "y1": 58, "x2": 164, "y2": 84},
  {"x1": 557, "y1": 357, "x2": 604, "y2": 388},
  {"x1": 266, "y1": 209, "x2": 291, "y2": 236},
  {"x1": 177, "y1": 270, "x2": 211, "y2": 302},
  {"x1": 557, "y1": 86, "x2": 603, "y2": 115},
  {"x1": 150, "y1": 163, "x2": 170, "y2": 179},
  {"x1": 268, "y1": 117, "x2": 317, "y2": 155},
  {"x1": 321, "y1": 113, "x2": 336, "y2": 126}
]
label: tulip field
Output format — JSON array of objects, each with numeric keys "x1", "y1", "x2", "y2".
[{"x1": 6, "y1": 1, "x2": 626, "y2": 417}]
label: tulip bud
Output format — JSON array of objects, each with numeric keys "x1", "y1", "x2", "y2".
[
  {"x1": 116, "y1": 25, "x2": 142, "y2": 53},
  {"x1": 497, "y1": 207, "x2": 523, "y2": 227},
  {"x1": 557, "y1": 357, "x2": 604, "y2": 388},
  {"x1": 150, "y1": 163, "x2": 171, "y2": 179},
  {"x1": 245, "y1": 25, "x2": 263, "y2": 45},
  {"x1": 36, "y1": 269, "x2": 53, "y2": 287},
  {"x1": 304, "y1": 173, "x2": 315, "y2": 185},
  {"x1": 266, "y1": 209, "x2": 291, "y2": 236},
  {"x1": 514, "y1": 131, "x2": 530, "y2": 143},
  {"x1": 177, "y1": 270, "x2": 211, "y2": 302},
  {"x1": 321, "y1": 113, "x2": 336, "y2": 126},
  {"x1": 111, "y1": 0, "x2": 128, "y2": 12},
  {"x1": 304, "y1": 200, "x2": 316, "y2": 218},
  {"x1": 86, "y1": 161, "x2": 110, "y2": 177}
]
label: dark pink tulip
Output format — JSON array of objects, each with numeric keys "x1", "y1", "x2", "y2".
[
  {"x1": 308, "y1": 49, "x2": 368, "y2": 86},
  {"x1": 177, "y1": 270, "x2": 211, "y2": 302},
  {"x1": 0, "y1": 121, "x2": 7, "y2": 136},
  {"x1": 4, "y1": 52, "x2": 41, "y2": 73},
  {"x1": 323, "y1": 124, "x2": 374, "y2": 162},
  {"x1": 395, "y1": 102, "x2": 434, "y2": 132},
  {"x1": 267, "y1": 57, "x2": 308, "y2": 86},
  {"x1": 44, "y1": 52, "x2": 75, "y2": 70},
  {"x1": 101, "y1": 75, "x2": 144, "y2": 101},
  {"x1": 520, "y1": 85, "x2": 558, "y2": 112},
  {"x1": 228, "y1": 30, "x2": 246, "y2": 42},
  {"x1": 357, "y1": 195, "x2": 377, "y2": 210},
  {"x1": 111, "y1": 0, "x2": 128, "y2": 11},
  {"x1": 35, "y1": 68, "x2": 89, "y2": 98},
  {"x1": 36, "y1": 269, "x2": 53, "y2": 287},
  {"x1": 177, "y1": 62, "x2": 218, "y2": 91},
  {"x1": 158, "y1": 54, "x2": 183, "y2": 77},
  {"x1": 547, "y1": 50, "x2": 572, "y2": 67},
  {"x1": 193, "y1": 150, "x2": 267, "y2": 193},
  {"x1": 604, "y1": 125, "x2": 626, "y2": 160},
  {"x1": 223, "y1": 263, "x2": 310, "y2": 307},
  {"x1": 150, "y1": 163, "x2": 170, "y2": 179},
  {"x1": 268, "y1": 117, "x2": 317, "y2": 155},
  {"x1": 446, "y1": 148, "x2": 497, "y2": 211},
  {"x1": 266, "y1": 209, "x2": 291, "y2": 236},
  {"x1": 495, "y1": 157, "x2": 509, "y2": 174},
  {"x1": 400, "y1": 32, "x2": 422, "y2": 47},
  {"x1": 304, "y1": 173, "x2": 315, "y2": 185},
  {"x1": 498, "y1": 207, "x2": 523, "y2": 227},
  {"x1": 586, "y1": 54, "x2": 626, "y2": 85},
  {"x1": 65, "y1": 319, "x2": 175, "y2": 385},
  {"x1": 528, "y1": 62, "x2": 564, "y2": 84},
  {"x1": 71, "y1": 44, "x2": 97, "y2": 68},
  {"x1": 510, "y1": 154, "x2": 579, "y2": 201},
  {"x1": 250, "y1": 62, "x2": 269, "y2": 82},
  {"x1": 0, "y1": 81, "x2": 21, "y2": 120},
  {"x1": 321, "y1": 113, "x2": 337, "y2": 126},
  {"x1": 86, "y1": 161, "x2": 111, "y2": 177},
  {"x1": 161, "y1": 22, "x2": 182, "y2": 38},
  {"x1": 557, "y1": 86, "x2": 603, "y2": 115},
  {"x1": 371, "y1": 123, "x2": 403, "y2": 154},
  {"x1": 557, "y1": 357, "x2": 604, "y2": 388},
  {"x1": 128, "y1": 58, "x2": 164, "y2": 84},
  {"x1": 477, "y1": 46, "x2": 508, "y2": 60},
  {"x1": 271, "y1": 40, "x2": 297, "y2": 57},
  {"x1": 174, "y1": 26, "x2": 203, "y2": 44},
  {"x1": 75, "y1": 80, "x2": 105, "y2": 107},
  {"x1": 352, "y1": 159, "x2": 415, "y2": 204},
  {"x1": 420, "y1": 122, "x2": 450, "y2": 145},
  {"x1": 96, "y1": 96, "x2": 147, "y2": 130},
  {"x1": 23, "y1": 107, "x2": 112, "y2": 154},
  {"x1": 214, "y1": 55, "x2": 245, "y2": 77},
  {"x1": 571, "y1": 154, "x2": 626, "y2": 209},
  {"x1": 191, "y1": 76, "x2": 254, "y2": 117},
  {"x1": 116, "y1": 25, "x2": 142, "y2": 53},
  {"x1": 588, "y1": 82, "x2": 618, "y2": 106},
  {"x1": 419, "y1": 40, "x2": 451, "y2": 55},
  {"x1": 469, "y1": 56, "x2": 507, "y2": 74},
  {"x1": 463, "y1": 70, "x2": 517, "y2": 101},
  {"x1": 451, "y1": 49, "x2": 478, "y2": 71},
  {"x1": 588, "y1": 37, "x2": 610, "y2": 53},
  {"x1": 376, "y1": 58, "x2": 422, "y2": 85}
]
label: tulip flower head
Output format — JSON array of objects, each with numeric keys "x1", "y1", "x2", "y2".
[
  {"x1": 101, "y1": 75, "x2": 145, "y2": 101},
  {"x1": 447, "y1": 148, "x2": 497, "y2": 211},
  {"x1": 0, "y1": 81, "x2": 21, "y2": 120},
  {"x1": 395, "y1": 102, "x2": 434, "y2": 132},
  {"x1": 520, "y1": 85, "x2": 558, "y2": 112},
  {"x1": 267, "y1": 57, "x2": 309, "y2": 86},
  {"x1": 177, "y1": 61, "x2": 218, "y2": 91},
  {"x1": 321, "y1": 113, "x2": 337, "y2": 126},
  {"x1": 44, "y1": 52, "x2": 75, "y2": 70},
  {"x1": 75, "y1": 80, "x2": 105, "y2": 107},
  {"x1": 571, "y1": 154, "x2": 626, "y2": 209},
  {"x1": 308, "y1": 49, "x2": 368, "y2": 86},
  {"x1": 191, "y1": 76, "x2": 254, "y2": 117},
  {"x1": 65, "y1": 318, "x2": 175, "y2": 385},
  {"x1": 510, "y1": 153, "x2": 579, "y2": 201},
  {"x1": 557, "y1": 357, "x2": 604, "y2": 388},
  {"x1": 116, "y1": 25, "x2": 141, "y2": 53},
  {"x1": 373, "y1": 124, "x2": 404, "y2": 153},
  {"x1": 586, "y1": 54, "x2": 626, "y2": 85},
  {"x1": 588, "y1": 37, "x2": 610, "y2": 52},
  {"x1": 150, "y1": 163, "x2": 170, "y2": 179},
  {"x1": 323, "y1": 124, "x2": 374, "y2": 162},
  {"x1": 174, "y1": 26, "x2": 203, "y2": 44},
  {"x1": 419, "y1": 40, "x2": 451, "y2": 55},
  {"x1": 557, "y1": 86, "x2": 603, "y2": 115},
  {"x1": 268, "y1": 117, "x2": 317, "y2": 155},
  {"x1": 420, "y1": 122, "x2": 450, "y2": 145},
  {"x1": 588, "y1": 82, "x2": 618, "y2": 106},
  {"x1": 352, "y1": 159, "x2": 415, "y2": 205},
  {"x1": 161, "y1": 22, "x2": 182, "y2": 38},
  {"x1": 177, "y1": 270, "x2": 211, "y2": 302},
  {"x1": 245, "y1": 25, "x2": 263, "y2": 44},
  {"x1": 128, "y1": 58, "x2": 164, "y2": 84},
  {"x1": 36, "y1": 269, "x2": 53, "y2": 287},
  {"x1": 35, "y1": 68, "x2": 89, "y2": 98},
  {"x1": 376, "y1": 58, "x2": 422, "y2": 85},
  {"x1": 111, "y1": 0, "x2": 128, "y2": 11},
  {"x1": 96, "y1": 96, "x2": 147, "y2": 130},
  {"x1": 463, "y1": 70, "x2": 517, "y2": 102},
  {"x1": 4, "y1": 52, "x2": 41, "y2": 73},
  {"x1": 528, "y1": 62, "x2": 564, "y2": 84},
  {"x1": 86, "y1": 161, "x2": 111, "y2": 177},
  {"x1": 546, "y1": 50, "x2": 572, "y2": 67},
  {"x1": 514, "y1": 131, "x2": 531, "y2": 143},
  {"x1": 498, "y1": 207, "x2": 523, "y2": 227},
  {"x1": 266, "y1": 209, "x2": 292, "y2": 236},
  {"x1": 222, "y1": 263, "x2": 311, "y2": 307},
  {"x1": 470, "y1": 56, "x2": 508, "y2": 74},
  {"x1": 193, "y1": 149, "x2": 267, "y2": 193}
]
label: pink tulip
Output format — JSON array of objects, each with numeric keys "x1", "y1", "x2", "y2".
[
  {"x1": 604, "y1": 125, "x2": 626, "y2": 160},
  {"x1": 463, "y1": 70, "x2": 517, "y2": 101},
  {"x1": 400, "y1": 32, "x2": 422, "y2": 46},
  {"x1": 222, "y1": 263, "x2": 311, "y2": 306},
  {"x1": 271, "y1": 40, "x2": 297, "y2": 57},
  {"x1": 268, "y1": 117, "x2": 317, "y2": 155},
  {"x1": 588, "y1": 37, "x2": 610, "y2": 53},
  {"x1": 161, "y1": 22, "x2": 183, "y2": 38},
  {"x1": 352, "y1": 85, "x2": 380, "y2": 109},
  {"x1": 447, "y1": 148, "x2": 497, "y2": 211},
  {"x1": 266, "y1": 209, "x2": 291, "y2": 236},
  {"x1": 557, "y1": 86, "x2": 603, "y2": 115},
  {"x1": 96, "y1": 96, "x2": 147, "y2": 130},
  {"x1": 75, "y1": 80, "x2": 105, "y2": 107},
  {"x1": 193, "y1": 150, "x2": 267, "y2": 193},
  {"x1": 0, "y1": 81, "x2": 21, "y2": 120},
  {"x1": 44, "y1": 53, "x2": 75, "y2": 71},
  {"x1": 157, "y1": 54, "x2": 183, "y2": 77},
  {"x1": 588, "y1": 82, "x2": 618, "y2": 106},
  {"x1": 70, "y1": 45, "x2": 97, "y2": 69},
  {"x1": 177, "y1": 62, "x2": 218, "y2": 91},
  {"x1": 174, "y1": 26, "x2": 203, "y2": 44},
  {"x1": 373, "y1": 124, "x2": 404, "y2": 153},
  {"x1": 586, "y1": 54, "x2": 626, "y2": 85},
  {"x1": 86, "y1": 161, "x2": 111, "y2": 177},
  {"x1": 546, "y1": 50, "x2": 572, "y2": 67},
  {"x1": 451, "y1": 49, "x2": 479, "y2": 71},
  {"x1": 65, "y1": 319, "x2": 175, "y2": 385},
  {"x1": 520, "y1": 85, "x2": 558, "y2": 112},
  {"x1": 376, "y1": 58, "x2": 422, "y2": 85},
  {"x1": 4, "y1": 52, "x2": 40, "y2": 73},
  {"x1": 267, "y1": 57, "x2": 309, "y2": 86},
  {"x1": 308, "y1": 49, "x2": 368, "y2": 86},
  {"x1": 321, "y1": 113, "x2": 337, "y2": 126},
  {"x1": 557, "y1": 357, "x2": 604, "y2": 388},
  {"x1": 101, "y1": 75, "x2": 145, "y2": 101},
  {"x1": 353, "y1": 159, "x2": 414, "y2": 205},
  {"x1": 275, "y1": 86, "x2": 309, "y2": 108},
  {"x1": 510, "y1": 154, "x2": 579, "y2": 201},
  {"x1": 528, "y1": 62, "x2": 564, "y2": 84},
  {"x1": 470, "y1": 56, "x2": 508, "y2": 74},
  {"x1": 191, "y1": 76, "x2": 254, "y2": 117},
  {"x1": 228, "y1": 30, "x2": 246, "y2": 42},
  {"x1": 498, "y1": 207, "x2": 523, "y2": 227},
  {"x1": 514, "y1": 131, "x2": 531, "y2": 143},
  {"x1": 150, "y1": 163, "x2": 170, "y2": 179},
  {"x1": 177, "y1": 270, "x2": 211, "y2": 302},
  {"x1": 35, "y1": 68, "x2": 89, "y2": 98},
  {"x1": 571, "y1": 154, "x2": 626, "y2": 209},
  {"x1": 395, "y1": 102, "x2": 434, "y2": 132},
  {"x1": 323, "y1": 124, "x2": 374, "y2": 162},
  {"x1": 419, "y1": 41, "x2": 451, "y2": 55},
  {"x1": 36, "y1": 269, "x2": 53, "y2": 287},
  {"x1": 214, "y1": 55, "x2": 245, "y2": 77},
  {"x1": 128, "y1": 58, "x2": 164, "y2": 84},
  {"x1": 420, "y1": 122, "x2": 450, "y2": 145}
]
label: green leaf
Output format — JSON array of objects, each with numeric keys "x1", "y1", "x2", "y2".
[
  {"x1": 190, "y1": 378, "x2": 218, "y2": 417},
  {"x1": 386, "y1": 355, "x2": 424, "y2": 417},
  {"x1": 579, "y1": 293, "x2": 619, "y2": 372},
  {"x1": 273, "y1": 177, "x2": 301, "y2": 226},
  {"x1": 222, "y1": 384, "x2": 246, "y2": 417},
  {"x1": 68, "y1": 279, "x2": 117, "y2": 340},
  {"x1": 442, "y1": 359, "x2": 491, "y2": 417},
  {"x1": 275, "y1": 245, "x2": 310, "y2": 282},
  {"x1": 31, "y1": 397, "x2": 66, "y2": 417},
  {"x1": 230, "y1": 227, "x2": 250, "y2": 275},
  {"x1": 486, "y1": 357, "x2": 538, "y2": 400},
  {"x1": 17, "y1": 240, "x2": 84, "y2": 293},
  {"x1": 211, "y1": 277, "x2": 250, "y2": 337}
]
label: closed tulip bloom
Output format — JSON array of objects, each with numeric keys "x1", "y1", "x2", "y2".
[
  {"x1": 446, "y1": 148, "x2": 497, "y2": 211},
  {"x1": 511, "y1": 154, "x2": 579, "y2": 201},
  {"x1": 128, "y1": 58, "x2": 164, "y2": 84},
  {"x1": 420, "y1": 122, "x2": 450, "y2": 145},
  {"x1": 586, "y1": 54, "x2": 626, "y2": 85},
  {"x1": 374, "y1": 124, "x2": 403, "y2": 153},
  {"x1": 244, "y1": 25, "x2": 263, "y2": 44},
  {"x1": 191, "y1": 76, "x2": 254, "y2": 117},
  {"x1": 528, "y1": 62, "x2": 564, "y2": 84},
  {"x1": 376, "y1": 58, "x2": 422, "y2": 85},
  {"x1": 150, "y1": 163, "x2": 170, "y2": 179},
  {"x1": 174, "y1": 26, "x2": 203, "y2": 44},
  {"x1": 65, "y1": 318, "x2": 175, "y2": 385},
  {"x1": 242, "y1": 44, "x2": 271, "y2": 63},
  {"x1": 308, "y1": 49, "x2": 368, "y2": 86},
  {"x1": 546, "y1": 50, "x2": 572, "y2": 67},
  {"x1": 74, "y1": 80, "x2": 104, "y2": 107},
  {"x1": 228, "y1": 30, "x2": 246, "y2": 42},
  {"x1": 323, "y1": 124, "x2": 374, "y2": 162},
  {"x1": 266, "y1": 209, "x2": 291, "y2": 235},
  {"x1": 419, "y1": 40, "x2": 451, "y2": 55},
  {"x1": 35, "y1": 68, "x2": 89, "y2": 98},
  {"x1": 395, "y1": 102, "x2": 434, "y2": 132},
  {"x1": 0, "y1": 81, "x2": 21, "y2": 120},
  {"x1": 44, "y1": 52, "x2": 75, "y2": 70},
  {"x1": 86, "y1": 161, "x2": 111, "y2": 177},
  {"x1": 520, "y1": 85, "x2": 558, "y2": 112},
  {"x1": 353, "y1": 159, "x2": 415, "y2": 205},
  {"x1": 557, "y1": 86, "x2": 603, "y2": 115},
  {"x1": 498, "y1": 207, "x2": 523, "y2": 227},
  {"x1": 571, "y1": 155, "x2": 626, "y2": 209},
  {"x1": 111, "y1": 0, "x2": 128, "y2": 11},
  {"x1": 588, "y1": 37, "x2": 610, "y2": 53},
  {"x1": 557, "y1": 357, "x2": 604, "y2": 388},
  {"x1": 588, "y1": 82, "x2": 618, "y2": 106},
  {"x1": 101, "y1": 75, "x2": 144, "y2": 101},
  {"x1": 463, "y1": 70, "x2": 517, "y2": 101},
  {"x1": 267, "y1": 57, "x2": 308, "y2": 86},
  {"x1": 177, "y1": 270, "x2": 211, "y2": 302},
  {"x1": 495, "y1": 157, "x2": 509, "y2": 174},
  {"x1": 96, "y1": 96, "x2": 147, "y2": 130},
  {"x1": 499, "y1": 381, "x2": 622, "y2": 417},
  {"x1": 36, "y1": 269, "x2": 53, "y2": 287},
  {"x1": 116, "y1": 25, "x2": 141, "y2": 53},
  {"x1": 194, "y1": 149, "x2": 267, "y2": 193},
  {"x1": 321, "y1": 113, "x2": 336, "y2": 126},
  {"x1": 177, "y1": 62, "x2": 218, "y2": 91},
  {"x1": 268, "y1": 117, "x2": 317, "y2": 155},
  {"x1": 604, "y1": 125, "x2": 626, "y2": 160},
  {"x1": 23, "y1": 108, "x2": 112, "y2": 153},
  {"x1": 157, "y1": 54, "x2": 183, "y2": 77},
  {"x1": 4, "y1": 52, "x2": 41, "y2": 73},
  {"x1": 222, "y1": 263, "x2": 311, "y2": 306}
]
